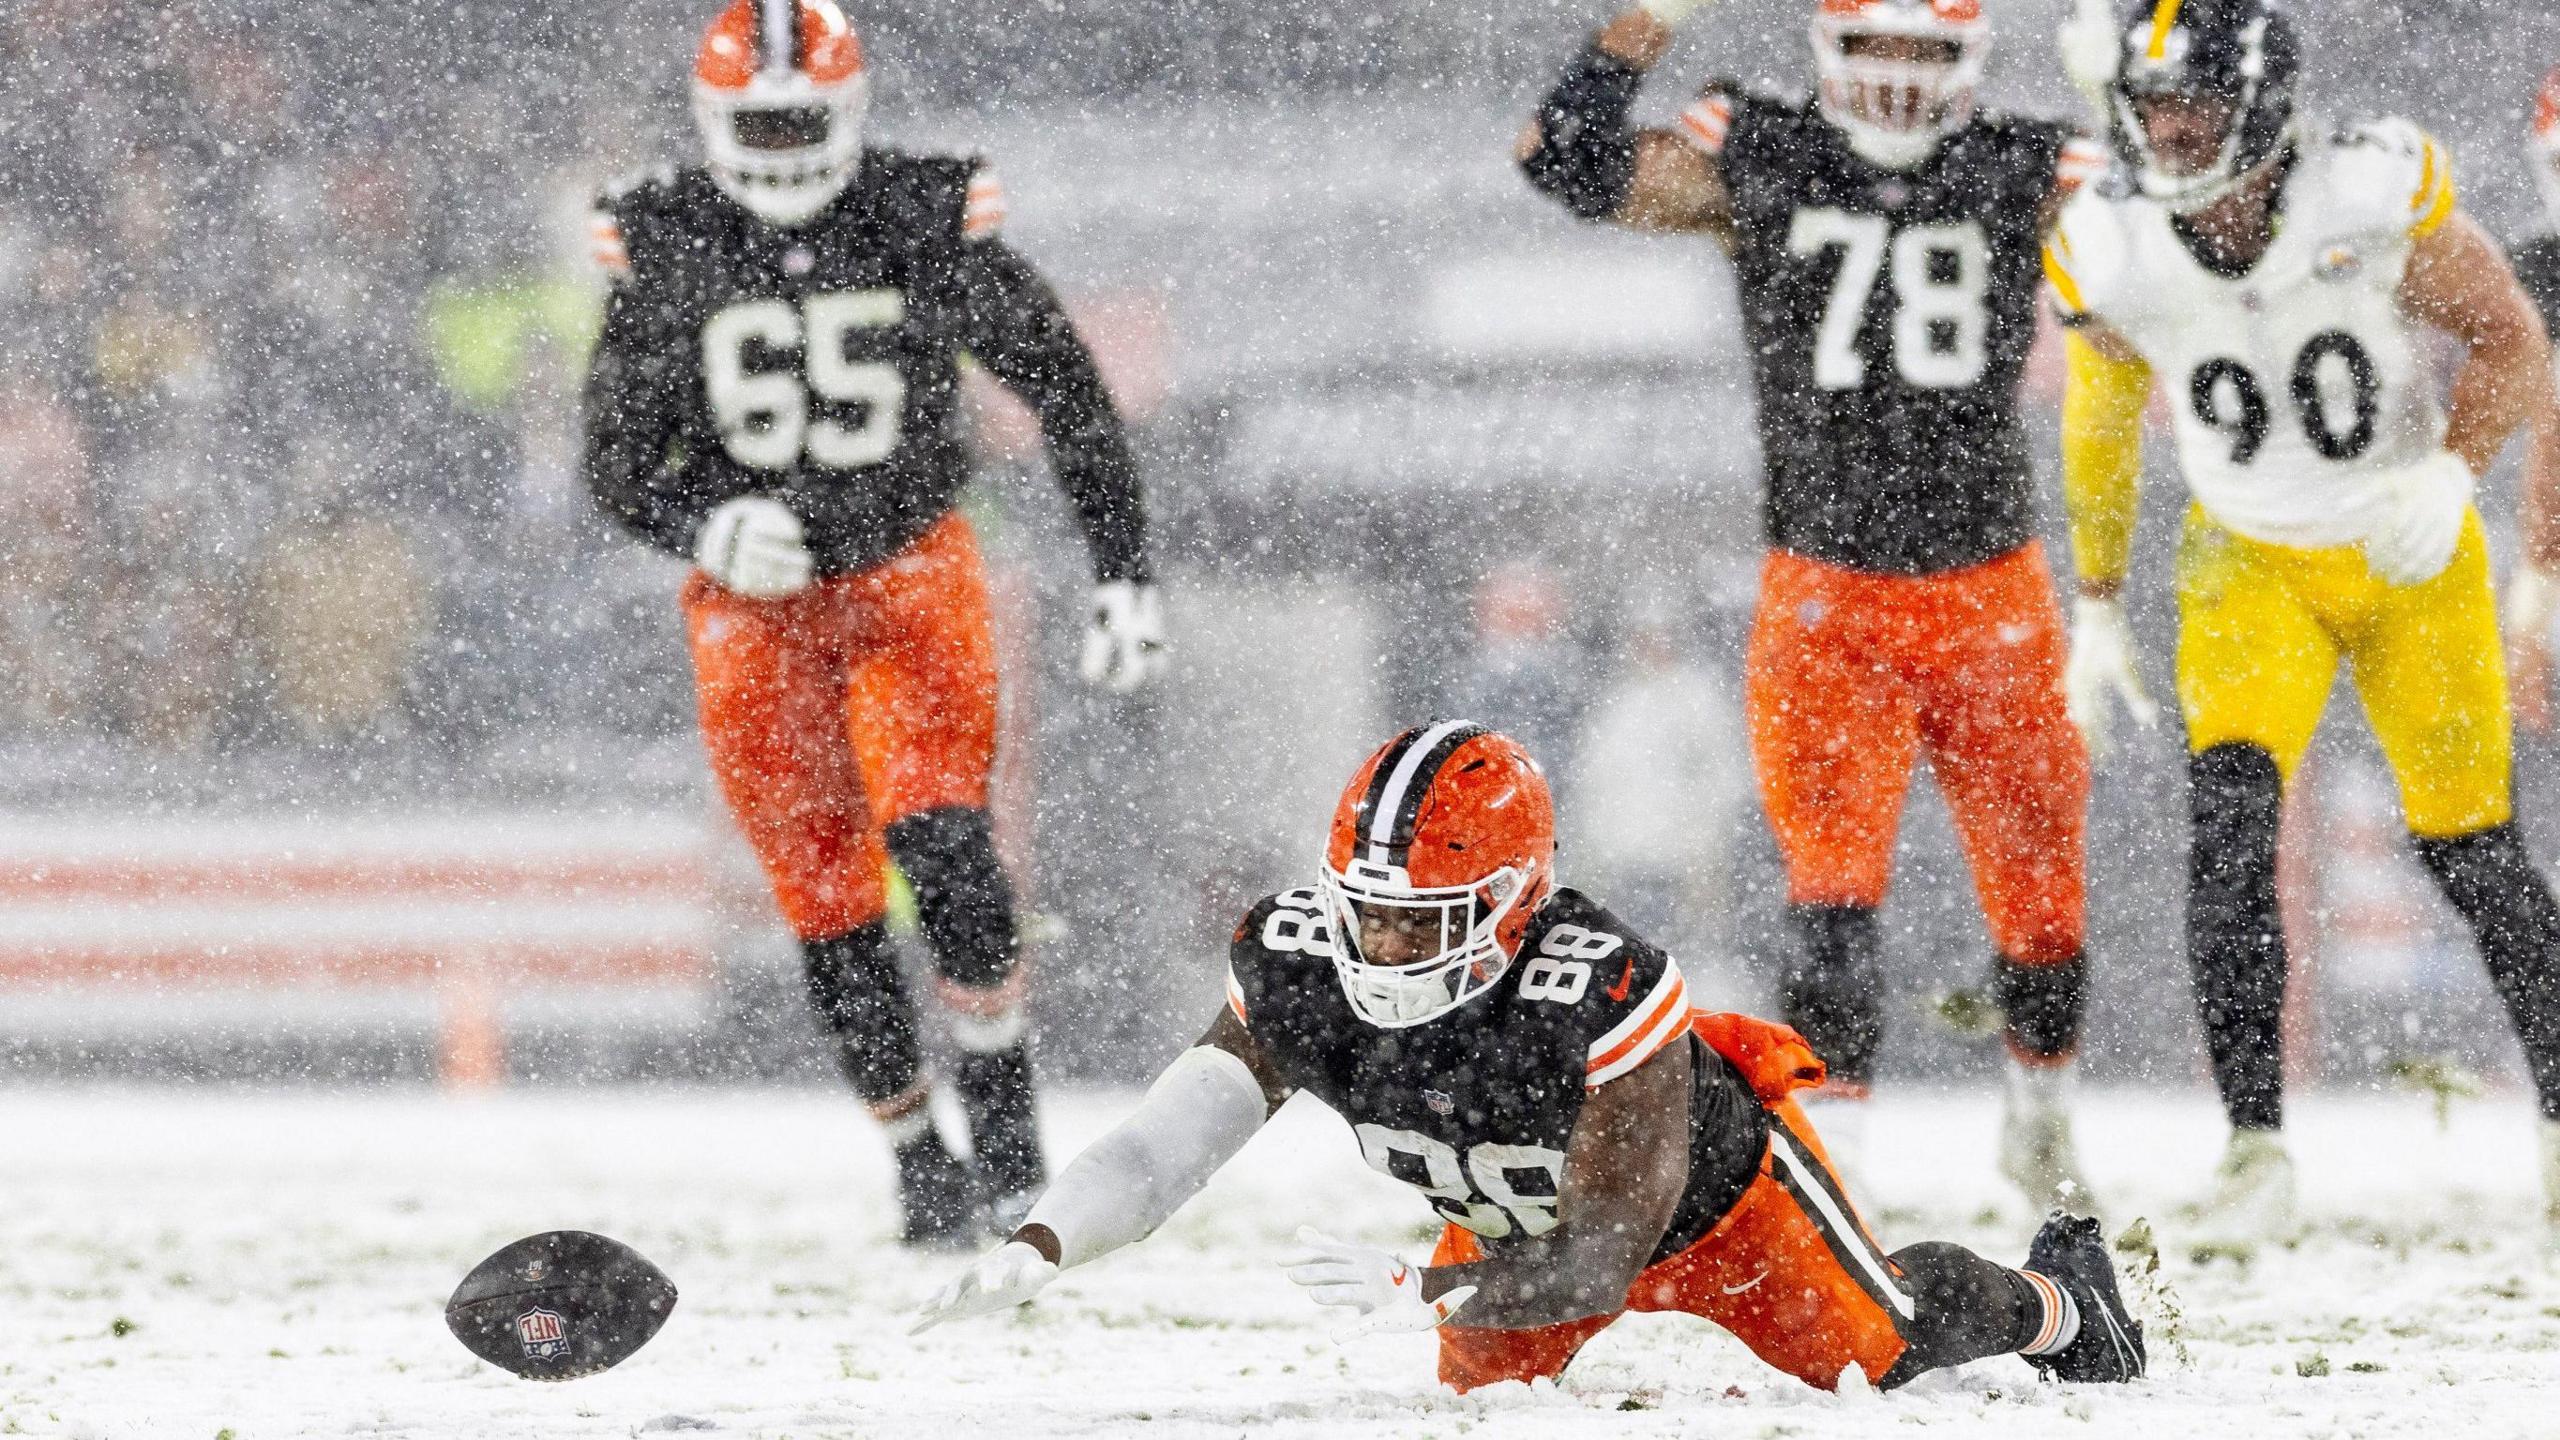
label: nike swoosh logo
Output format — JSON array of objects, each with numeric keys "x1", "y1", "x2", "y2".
[
  {"x1": 1390, "y1": 1265, "x2": 1409, "y2": 1287},
  {"x1": 1721, "y1": 1270, "x2": 1768, "y2": 1295},
  {"x1": 1607, "y1": 957, "x2": 1636, "y2": 1003}
]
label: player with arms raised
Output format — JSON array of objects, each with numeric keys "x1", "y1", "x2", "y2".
[
  {"x1": 913, "y1": 723, "x2": 2144, "y2": 1394},
  {"x1": 1513, "y1": 0, "x2": 2112, "y2": 1205},
  {"x1": 2050, "y1": 0, "x2": 2560, "y2": 1231},
  {"x1": 584, "y1": 0, "x2": 1165, "y2": 1244}
]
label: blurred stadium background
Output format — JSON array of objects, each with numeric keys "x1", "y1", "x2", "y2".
[{"x1": 6, "y1": 0, "x2": 2560, "y2": 1102}]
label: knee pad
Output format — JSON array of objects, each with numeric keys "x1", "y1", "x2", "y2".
[
  {"x1": 885, "y1": 806, "x2": 1020, "y2": 989},
  {"x1": 1993, "y1": 953, "x2": 2085, "y2": 1061},
  {"x1": 799, "y1": 923, "x2": 920, "y2": 1104}
]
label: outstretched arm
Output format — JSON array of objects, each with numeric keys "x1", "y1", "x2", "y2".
[
  {"x1": 1415, "y1": 1036, "x2": 1692, "y2": 1330},
  {"x1": 910, "y1": 1010, "x2": 1285, "y2": 1333},
  {"x1": 1515, "y1": 6, "x2": 1735, "y2": 243},
  {"x1": 2053, "y1": 315, "x2": 2163, "y2": 756}
]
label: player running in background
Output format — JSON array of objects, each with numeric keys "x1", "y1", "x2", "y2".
[
  {"x1": 2507, "y1": 64, "x2": 2560, "y2": 733},
  {"x1": 2051, "y1": 0, "x2": 2560, "y2": 1235},
  {"x1": 1515, "y1": 0, "x2": 2111, "y2": 1207},
  {"x1": 583, "y1": 0, "x2": 1166, "y2": 1244},
  {"x1": 910, "y1": 723, "x2": 2144, "y2": 1392}
]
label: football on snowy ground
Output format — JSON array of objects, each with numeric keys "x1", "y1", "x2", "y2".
[{"x1": 445, "y1": 1231, "x2": 678, "y2": 1381}]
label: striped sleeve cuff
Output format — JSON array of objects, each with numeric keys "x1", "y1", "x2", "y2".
[
  {"x1": 2409, "y1": 136, "x2": 2457, "y2": 239},
  {"x1": 1226, "y1": 967, "x2": 1249, "y2": 1025},
  {"x1": 1586, "y1": 962, "x2": 1691, "y2": 1088},
  {"x1": 2055, "y1": 137, "x2": 2108, "y2": 196},
  {"x1": 1676, "y1": 93, "x2": 1734, "y2": 157},
  {"x1": 965, "y1": 171, "x2": 1008, "y2": 241},
  {"x1": 589, "y1": 212, "x2": 630, "y2": 278}
]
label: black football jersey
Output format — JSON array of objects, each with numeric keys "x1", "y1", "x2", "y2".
[
  {"x1": 2513, "y1": 234, "x2": 2560, "y2": 342},
  {"x1": 1692, "y1": 87, "x2": 2079, "y2": 574},
  {"x1": 583, "y1": 153, "x2": 1147, "y2": 580},
  {"x1": 1226, "y1": 886, "x2": 1768, "y2": 1266}
]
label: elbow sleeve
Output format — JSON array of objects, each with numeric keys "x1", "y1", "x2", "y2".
[
  {"x1": 1520, "y1": 44, "x2": 1642, "y2": 221},
  {"x1": 1025, "y1": 1045, "x2": 1268, "y2": 1270},
  {"x1": 2061, "y1": 331, "x2": 2151, "y2": 586}
]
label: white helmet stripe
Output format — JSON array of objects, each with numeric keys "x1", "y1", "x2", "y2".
[
  {"x1": 758, "y1": 0, "x2": 798, "y2": 75},
  {"x1": 1365, "y1": 718, "x2": 1474, "y2": 861}
]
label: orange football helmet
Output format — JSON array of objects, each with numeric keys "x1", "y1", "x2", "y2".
[
  {"x1": 1319, "y1": 721, "x2": 1556, "y2": 1029},
  {"x1": 692, "y1": 0, "x2": 869, "y2": 225},
  {"x1": 2535, "y1": 66, "x2": 2560, "y2": 226},
  {"x1": 1810, "y1": 0, "x2": 1989, "y2": 169}
]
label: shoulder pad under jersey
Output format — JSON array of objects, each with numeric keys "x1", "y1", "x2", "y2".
[
  {"x1": 1226, "y1": 887, "x2": 1333, "y2": 1028},
  {"x1": 588, "y1": 164, "x2": 683, "y2": 281},
  {"x1": 1517, "y1": 892, "x2": 1692, "y2": 1089},
  {"x1": 2312, "y1": 116, "x2": 2457, "y2": 243}
]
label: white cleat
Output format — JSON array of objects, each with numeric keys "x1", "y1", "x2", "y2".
[
  {"x1": 2187, "y1": 1128, "x2": 2296, "y2": 1248},
  {"x1": 1999, "y1": 1061, "x2": 2097, "y2": 1215}
]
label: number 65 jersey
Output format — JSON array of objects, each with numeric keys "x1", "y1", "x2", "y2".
[
  {"x1": 2045, "y1": 120, "x2": 2459, "y2": 551},
  {"x1": 584, "y1": 152, "x2": 1148, "y2": 582},
  {"x1": 1227, "y1": 887, "x2": 1770, "y2": 1267}
]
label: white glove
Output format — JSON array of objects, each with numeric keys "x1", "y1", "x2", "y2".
[
  {"x1": 1281, "y1": 1226, "x2": 1476, "y2": 1341},
  {"x1": 908, "y1": 1240, "x2": 1059, "y2": 1336},
  {"x1": 2059, "y1": 0, "x2": 2122, "y2": 108},
  {"x1": 1078, "y1": 581, "x2": 1167, "y2": 693},
  {"x1": 2062, "y1": 596, "x2": 2159, "y2": 760},
  {"x1": 694, "y1": 496, "x2": 814, "y2": 599},
  {"x1": 2512, "y1": 564, "x2": 2560, "y2": 642},
  {"x1": 1637, "y1": 0, "x2": 1717, "y2": 27},
  {"x1": 2362, "y1": 451, "x2": 2475, "y2": 587}
]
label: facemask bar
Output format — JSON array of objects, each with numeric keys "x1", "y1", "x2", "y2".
[
  {"x1": 2111, "y1": 15, "x2": 2280, "y2": 215},
  {"x1": 692, "y1": 66, "x2": 868, "y2": 226},
  {"x1": 1318, "y1": 860, "x2": 1527, "y2": 1030},
  {"x1": 1811, "y1": 10, "x2": 1987, "y2": 170}
]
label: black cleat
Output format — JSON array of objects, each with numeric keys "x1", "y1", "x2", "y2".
[
  {"x1": 895, "y1": 1132, "x2": 985, "y2": 1249},
  {"x1": 2022, "y1": 1212, "x2": 2146, "y2": 1383}
]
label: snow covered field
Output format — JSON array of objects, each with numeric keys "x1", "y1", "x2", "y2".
[{"x1": 8, "y1": 1085, "x2": 2560, "y2": 1439}]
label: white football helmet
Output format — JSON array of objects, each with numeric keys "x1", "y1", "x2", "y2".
[{"x1": 691, "y1": 0, "x2": 869, "y2": 226}]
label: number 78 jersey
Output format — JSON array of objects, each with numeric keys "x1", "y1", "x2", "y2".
[
  {"x1": 2045, "y1": 119, "x2": 2459, "y2": 550},
  {"x1": 1225, "y1": 886, "x2": 1769, "y2": 1265}
]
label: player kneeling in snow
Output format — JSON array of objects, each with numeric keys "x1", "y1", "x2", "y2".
[{"x1": 912, "y1": 723, "x2": 2143, "y2": 1391}]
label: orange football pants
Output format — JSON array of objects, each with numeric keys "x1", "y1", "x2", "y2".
[
  {"x1": 1743, "y1": 542, "x2": 2088, "y2": 964},
  {"x1": 1433, "y1": 1099, "x2": 1911, "y2": 1392},
  {"x1": 682, "y1": 513, "x2": 999, "y2": 942}
]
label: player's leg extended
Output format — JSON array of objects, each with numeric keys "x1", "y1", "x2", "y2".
[
  {"x1": 1746, "y1": 552, "x2": 1922, "y2": 1099},
  {"x1": 1635, "y1": 1105, "x2": 2138, "y2": 1389},
  {"x1": 1427, "y1": 1226, "x2": 1620, "y2": 1392},
  {"x1": 2175, "y1": 516, "x2": 2338, "y2": 1217},
  {"x1": 2352, "y1": 515, "x2": 2560, "y2": 1140},
  {"x1": 685, "y1": 575, "x2": 975, "y2": 1240},
  {"x1": 843, "y1": 514, "x2": 1042, "y2": 1208},
  {"x1": 1910, "y1": 544, "x2": 2095, "y2": 1207}
]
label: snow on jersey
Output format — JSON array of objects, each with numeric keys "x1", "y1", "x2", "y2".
[
  {"x1": 2046, "y1": 119, "x2": 2461, "y2": 550},
  {"x1": 1226, "y1": 886, "x2": 1767, "y2": 1265}
]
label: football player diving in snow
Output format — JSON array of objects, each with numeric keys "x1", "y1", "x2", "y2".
[
  {"x1": 2050, "y1": 0, "x2": 2560, "y2": 1234},
  {"x1": 912, "y1": 723, "x2": 2144, "y2": 1394},
  {"x1": 1514, "y1": 0, "x2": 2116, "y2": 1210}
]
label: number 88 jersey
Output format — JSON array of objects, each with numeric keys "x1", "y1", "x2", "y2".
[
  {"x1": 2046, "y1": 119, "x2": 2459, "y2": 551},
  {"x1": 1225, "y1": 886, "x2": 1769, "y2": 1266}
]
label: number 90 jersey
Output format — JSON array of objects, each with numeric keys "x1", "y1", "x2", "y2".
[
  {"x1": 1226, "y1": 886, "x2": 1768, "y2": 1266},
  {"x1": 2046, "y1": 120, "x2": 2459, "y2": 551},
  {"x1": 1680, "y1": 86, "x2": 2090, "y2": 575}
]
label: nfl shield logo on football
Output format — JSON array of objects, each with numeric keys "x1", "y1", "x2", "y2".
[
  {"x1": 1423, "y1": 1089, "x2": 1455, "y2": 1116},
  {"x1": 2313, "y1": 244, "x2": 2364, "y2": 283},
  {"x1": 515, "y1": 1306, "x2": 571, "y2": 1360}
]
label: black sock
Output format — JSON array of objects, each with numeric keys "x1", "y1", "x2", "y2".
[
  {"x1": 953, "y1": 1042, "x2": 1044, "y2": 1198},
  {"x1": 799, "y1": 923, "x2": 921, "y2": 1103},
  {"x1": 2187, "y1": 744, "x2": 2288, "y2": 1132},
  {"x1": 1994, "y1": 952, "x2": 2087, "y2": 1061},
  {"x1": 2411, "y1": 821, "x2": 2560, "y2": 1121},
  {"x1": 883, "y1": 806, "x2": 1020, "y2": 988},
  {"x1": 1784, "y1": 904, "x2": 1884, "y2": 1087}
]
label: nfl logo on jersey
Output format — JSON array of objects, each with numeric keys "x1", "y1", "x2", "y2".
[
  {"x1": 1423, "y1": 1089, "x2": 1456, "y2": 1116},
  {"x1": 515, "y1": 1307, "x2": 571, "y2": 1361}
]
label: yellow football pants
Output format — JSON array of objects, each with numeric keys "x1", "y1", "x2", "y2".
[{"x1": 2176, "y1": 505, "x2": 2512, "y2": 839}]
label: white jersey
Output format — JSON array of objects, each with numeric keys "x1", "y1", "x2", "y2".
[{"x1": 2046, "y1": 119, "x2": 2460, "y2": 550}]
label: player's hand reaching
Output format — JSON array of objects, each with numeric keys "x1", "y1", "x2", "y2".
[
  {"x1": 1078, "y1": 581, "x2": 1167, "y2": 693},
  {"x1": 2062, "y1": 596, "x2": 2159, "y2": 760},
  {"x1": 2363, "y1": 451, "x2": 2474, "y2": 588},
  {"x1": 908, "y1": 1238, "x2": 1060, "y2": 1335},
  {"x1": 694, "y1": 495, "x2": 815, "y2": 599},
  {"x1": 1282, "y1": 1226, "x2": 1476, "y2": 1341},
  {"x1": 2058, "y1": 0, "x2": 2120, "y2": 109}
]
